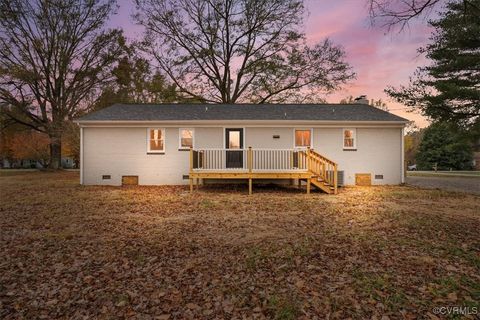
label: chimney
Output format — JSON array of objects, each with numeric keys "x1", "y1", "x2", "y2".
[{"x1": 354, "y1": 95, "x2": 369, "y2": 104}]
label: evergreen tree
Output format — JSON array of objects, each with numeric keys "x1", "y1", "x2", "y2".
[
  {"x1": 416, "y1": 122, "x2": 473, "y2": 170},
  {"x1": 386, "y1": 0, "x2": 480, "y2": 128}
]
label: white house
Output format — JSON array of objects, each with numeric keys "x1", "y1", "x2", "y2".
[{"x1": 75, "y1": 103, "x2": 408, "y2": 194}]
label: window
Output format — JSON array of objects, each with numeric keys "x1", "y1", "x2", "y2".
[
  {"x1": 228, "y1": 131, "x2": 241, "y2": 149},
  {"x1": 294, "y1": 129, "x2": 311, "y2": 148},
  {"x1": 179, "y1": 128, "x2": 194, "y2": 149},
  {"x1": 343, "y1": 129, "x2": 356, "y2": 149},
  {"x1": 148, "y1": 128, "x2": 165, "y2": 153}
]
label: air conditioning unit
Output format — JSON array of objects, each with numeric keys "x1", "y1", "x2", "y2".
[
  {"x1": 327, "y1": 170, "x2": 344, "y2": 186},
  {"x1": 337, "y1": 170, "x2": 345, "y2": 186}
]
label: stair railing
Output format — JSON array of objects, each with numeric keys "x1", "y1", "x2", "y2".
[{"x1": 305, "y1": 147, "x2": 338, "y2": 194}]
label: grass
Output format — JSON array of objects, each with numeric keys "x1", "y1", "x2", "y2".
[
  {"x1": 267, "y1": 293, "x2": 301, "y2": 320},
  {"x1": 407, "y1": 170, "x2": 480, "y2": 178},
  {"x1": 0, "y1": 171, "x2": 479, "y2": 319}
]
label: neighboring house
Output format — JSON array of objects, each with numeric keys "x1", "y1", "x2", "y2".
[
  {"x1": 473, "y1": 138, "x2": 480, "y2": 170},
  {"x1": 1, "y1": 157, "x2": 75, "y2": 169},
  {"x1": 1, "y1": 158, "x2": 43, "y2": 169},
  {"x1": 474, "y1": 152, "x2": 480, "y2": 170},
  {"x1": 61, "y1": 157, "x2": 75, "y2": 169},
  {"x1": 75, "y1": 103, "x2": 408, "y2": 194}
]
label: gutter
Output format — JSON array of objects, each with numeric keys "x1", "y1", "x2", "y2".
[{"x1": 74, "y1": 119, "x2": 409, "y2": 127}]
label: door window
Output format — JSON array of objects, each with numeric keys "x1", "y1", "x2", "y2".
[{"x1": 228, "y1": 131, "x2": 241, "y2": 149}]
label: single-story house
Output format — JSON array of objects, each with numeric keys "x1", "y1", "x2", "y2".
[{"x1": 75, "y1": 103, "x2": 408, "y2": 194}]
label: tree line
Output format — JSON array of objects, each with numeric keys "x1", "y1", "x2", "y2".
[
  {"x1": 0, "y1": 0, "x2": 479, "y2": 169},
  {"x1": 369, "y1": 0, "x2": 479, "y2": 170}
]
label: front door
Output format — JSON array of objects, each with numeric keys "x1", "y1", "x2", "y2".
[{"x1": 225, "y1": 128, "x2": 244, "y2": 168}]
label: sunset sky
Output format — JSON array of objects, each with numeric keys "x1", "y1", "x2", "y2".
[{"x1": 109, "y1": 0, "x2": 435, "y2": 127}]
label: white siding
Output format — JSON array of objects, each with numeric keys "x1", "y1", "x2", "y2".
[{"x1": 82, "y1": 126, "x2": 403, "y2": 186}]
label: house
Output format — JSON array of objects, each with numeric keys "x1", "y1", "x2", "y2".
[
  {"x1": 1, "y1": 157, "x2": 75, "y2": 169},
  {"x1": 75, "y1": 103, "x2": 409, "y2": 194}
]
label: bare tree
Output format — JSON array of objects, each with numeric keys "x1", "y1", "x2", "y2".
[
  {"x1": 367, "y1": 0, "x2": 479, "y2": 31},
  {"x1": 134, "y1": 0, "x2": 355, "y2": 104},
  {"x1": 0, "y1": 0, "x2": 123, "y2": 168}
]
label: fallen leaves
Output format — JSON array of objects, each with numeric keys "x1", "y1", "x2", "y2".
[{"x1": 0, "y1": 171, "x2": 479, "y2": 319}]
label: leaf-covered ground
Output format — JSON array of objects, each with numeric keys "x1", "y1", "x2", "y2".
[{"x1": 0, "y1": 171, "x2": 479, "y2": 319}]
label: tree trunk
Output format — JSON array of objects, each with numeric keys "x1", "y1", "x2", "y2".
[{"x1": 48, "y1": 135, "x2": 62, "y2": 169}]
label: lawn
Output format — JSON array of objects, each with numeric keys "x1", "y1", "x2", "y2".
[
  {"x1": 0, "y1": 171, "x2": 479, "y2": 319},
  {"x1": 408, "y1": 171, "x2": 480, "y2": 178}
]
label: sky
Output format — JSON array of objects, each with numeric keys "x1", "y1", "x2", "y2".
[{"x1": 109, "y1": 0, "x2": 434, "y2": 127}]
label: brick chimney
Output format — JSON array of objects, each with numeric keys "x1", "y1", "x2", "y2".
[{"x1": 354, "y1": 95, "x2": 369, "y2": 104}]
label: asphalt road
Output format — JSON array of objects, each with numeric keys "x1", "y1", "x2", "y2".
[{"x1": 406, "y1": 175, "x2": 480, "y2": 195}]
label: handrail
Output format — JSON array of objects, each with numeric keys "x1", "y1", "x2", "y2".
[
  {"x1": 190, "y1": 147, "x2": 338, "y2": 194},
  {"x1": 307, "y1": 147, "x2": 338, "y2": 194},
  {"x1": 308, "y1": 149, "x2": 336, "y2": 166}
]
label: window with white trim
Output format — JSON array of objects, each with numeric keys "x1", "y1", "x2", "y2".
[
  {"x1": 343, "y1": 128, "x2": 356, "y2": 149},
  {"x1": 179, "y1": 128, "x2": 194, "y2": 149},
  {"x1": 148, "y1": 128, "x2": 165, "y2": 153},
  {"x1": 294, "y1": 129, "x2": 311, "y2": 148}
]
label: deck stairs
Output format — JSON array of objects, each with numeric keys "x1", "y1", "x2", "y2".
[{"x1": 303, "y1": 149, "x2": 338, "y2": 194}]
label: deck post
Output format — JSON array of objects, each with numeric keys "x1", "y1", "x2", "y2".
[
  {"x1": 334, "y1": 164, "x2": 338, "y2": 194},
  {"x1": 248, "y1": 147, "x2": 252, "y2": 173},
  {"x1": 306, "y1": 178, "x2": 311, "y2": 194},
  {"x1": 290, "y1": 150, "x2": 294, "y2": 170},
  {"x1": 248, "y1": 146, "x2": 253, "y2": 195},
  {"x1": 306, "y1": 147, "x2": 311, "y2": 171},
  {"x1": 190, "y1": 147, "x2": 193, "y2": 193}
]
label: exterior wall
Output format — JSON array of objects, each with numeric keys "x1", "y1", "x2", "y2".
[
  {"x1": 84, "y1": 128, "x2": 166, "y2": 186},
  {"x1": 196, "y1": 127, "x2": 223, "y2": 148},
  {"x1": 82, "y1": 125, "x2": 403, "y2": 186},
  {"x1": 313, "y1": 128, "x2": 402, "y2": 185},
  {"x1": 245, "y1": 127, "x2": 293, "y2": 149}
]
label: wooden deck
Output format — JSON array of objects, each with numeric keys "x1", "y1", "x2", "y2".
[{"x1": 189, "y1": 147, "x2": 338, "y2": 195}]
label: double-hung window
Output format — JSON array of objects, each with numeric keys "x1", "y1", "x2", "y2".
[
  {"x1": 147, "y1": 128, "x2": 165, "y2": 153},
  {"x1": 343, "y1": 128, "x2": 356, "y2": 150},
  {"x1": 179, "y1": 128, "x2": 194, "y2": 149},
  {"x1": 294, "y1": 129, "x2": 312, "y2": 148}
]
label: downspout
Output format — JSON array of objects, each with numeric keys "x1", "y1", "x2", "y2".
[{"x1": 401, "y1": 126, "x2": 405, "y2": 183}]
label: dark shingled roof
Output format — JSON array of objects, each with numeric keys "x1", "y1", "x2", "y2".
[{"x1": 76, "y1": 103, "x2": 409, "y2": 122}]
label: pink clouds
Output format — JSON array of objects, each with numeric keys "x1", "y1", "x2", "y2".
[
  {"x1": 109, "y1": 0, "x2": 433, "y2": 127},
  {"x1": 304, "y1": 1, "x2": 432, "y2": 126}
]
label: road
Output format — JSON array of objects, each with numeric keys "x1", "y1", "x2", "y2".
[{"x1": 406, "y1": 174, "x2": 480, "y2": 195}]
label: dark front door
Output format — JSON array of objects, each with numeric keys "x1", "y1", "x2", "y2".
[{"x1": 225, "y1": 128, "x2": 244, "y2": 168}]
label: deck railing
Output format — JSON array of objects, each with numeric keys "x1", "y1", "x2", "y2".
[
  {"x1": 190, "y1": 147, "x2": 337, "y2": 194},
  {"x1": 191, "y1": 149, "x2": 248, "y2": 170},
  {"x1": 307, "y1": 148, "x2": 338, "y2": 194},
  {"x1": 191, "y1": 148, "x2": 309, "y2": 172}
]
